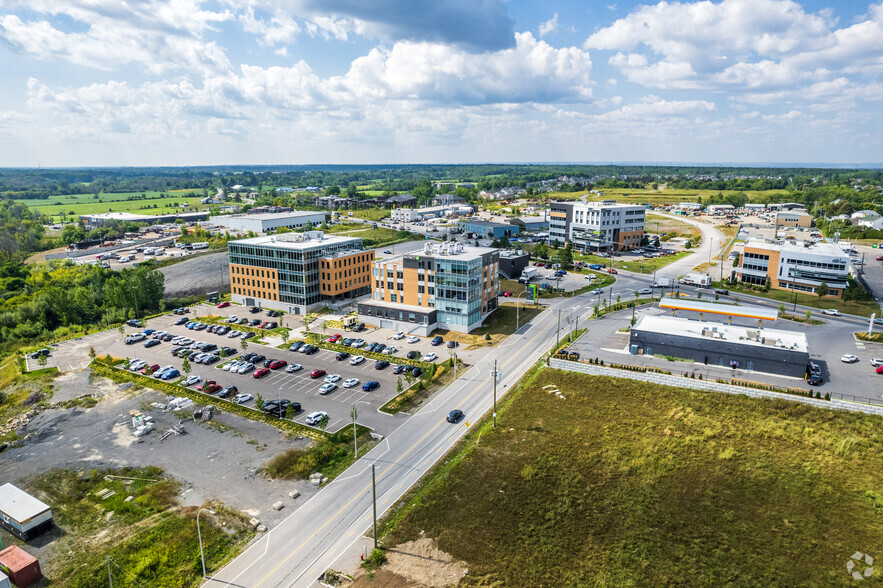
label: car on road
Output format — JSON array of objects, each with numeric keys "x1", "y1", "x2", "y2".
[
  {"x1": 375, "y1": 360, "x2": 390, "y2": 370},
  {"x1": 144, "y1": 339, "x2": 161, "y2": 348},
  {"x1": 310, "y1": 369, "x2": 326, "y2": 379},
  {"x1": 393, "y1": 331, "x2": 405, "y2": 340},
  {"x1": 406, "y1": 350, "x2": 419, "y2": 360},
  {"x1": 350, "y1": 355, "x2": 366, "y2": 366},
  {"x1": 638, "y1": 288, "x2": 652, "y2": 295},
  {"x1": 217, "y1": 301, "x2": 230, "y2": 308},
  {"x1": 407, "y1": 336, "x2": 420, "y2": 344},
  {"x1": 286, "y1": 363, "x2": 303, "y2": 373},
  {"x1": 821, "y1": 309, "x2": 841, "y2": 316},
  {"x1": 607, "y1": 268, "x2": 618, "y2": 274},
  {"x1": 268, "y1": 359, "x2": 287, "y2": 369},
  {"x1": 714, "y1": 289, "x2": 730, "y2": 295},
  {"x1": 807, "y1": 374, "x2": 823, "y2": 385},
  {"x1": 218, "y1": 386, "x2": 237, "y2": 398},
  {"x1": 305, "y1": 411, "x2": 328, "y2": 425},
  {"x1": 362, "y1": 381, "x2": 380, "y2": 391},
  {"x1": 184, "y1": 375, "x2": 202, "y2": 386},
  {"x1": 841, "y1": 354, "x2": 859, "y2": 363},
  {"x1": 446, "y1": 409, "x2": 463, "y2": 423},
  {"x1": 343, "y1": 378, "x2": 360, "y2": 388},
  {"x1": 383, "y1": 250, "x2": 392, "y2": 254},
  {"x1": 234, "y1": 393, "x2": 253, "y2": 404},
  {"x1": 871, "y1": 358, "x2": 883, "y2": 367},
  {"x1": 431, "y1": 336, "x2": 444, "y2": 346},
  {"x1": 324, "y1": 374, "x2": 341, "y2": 383},
  {"x1": 253, "y1": 367, "x2": 271, "y2": 378},
  {"x1": 319, "y1": 383, "x2": 337, "y2": 394},
  {"x1": 423, "y1": 353, "x2": 438, "y2": 362},
  {"x1": 336, "y1": 351, "x2": 350, "y2": 361},
  {"x1": 502, "y1": 291, "x2": 512, "y2": 297}
]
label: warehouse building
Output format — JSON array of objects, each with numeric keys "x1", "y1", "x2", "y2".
[
  {"x1": 630, "y1": 315, "x2": 809, "y2": 377},
  {"x1": 80, "y1": 211, "x2": 208, "y2": 229},
  {"x1": 774, "y1": 211, "x2": 813, "y2": 227},
  {"x1": 358, "y1": 241, "x2": 499, "y2": 335},
  {"x1": 228, "y1": 231, "x2": 373, "y2": 314},
  {"x1": 210, "y1": 211, "x2": 327, "y2": 234},
  {"x1": 0, "y1": 484, "x2": 53, "y2": 540}
]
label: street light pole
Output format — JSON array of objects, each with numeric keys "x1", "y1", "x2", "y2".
[
  {"x1": 197, "y1": 508, "x2": 216, "y2": 578},
  {"x1": 492, "y1": 359, "x2": 499, "y2": 427},
  {"x1": 372, "y1": 465, "x2": 378, "y2": 549},
  {"x1": 556, "y1": 309, "x2": 561, "y2": 348}
]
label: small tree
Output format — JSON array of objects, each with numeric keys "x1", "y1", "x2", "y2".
[
  {"x1": 778, "y1": 304, "x2": 786, "y2": 315},
  {"x1": 37, "y1": 353, "x2": 48, "y2": 368},
  {"x1": 255, "y1": 393, "x2": 263, "y2": 409},
  {"x1": 241, "y1": 339, "x2": 248, "y2": 352},
  {"x1": 181, "y1": 356, "x2": 191, "y2": 375},
  {"x1": 816, "y1": 281, "x2": 829, "y2": 299},
  {"x1": 118, "y1": 323, "x2": 125, "y2": 339},
  {"x1": 697, "y1": 292, "x2": 703, "y2": 300},
  {"x1": 616, "y1": 294, "x2": 621, "y2": 303},
  {"x1": 805, "y1": 309, "x2": 811, "y2": 320},
  {"x1": 594, "y1": 304, "x2": 600, "y2": 315},
  {"x1": 286, "y1": 404, "x2": 295, "y2": 419},
  {"x1": 280, "y1": 330, "x2": 290, "y2": 345},
  {"x1": 89, "y1": 346, "x2": 97, "y2": 360},
  {"x1": 218, "y1": 348, "x2": 227, "y2": 358},
  {"x1": 397, "y1": 377, "x2": 403, "y2": 395},
  {"x1": 633, "y1": 290, "x2": 639, "y2": 300}
]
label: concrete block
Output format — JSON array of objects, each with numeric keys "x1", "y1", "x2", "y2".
[
  {"x1": 272, "y1": 501, "x2": 284, "y2": 511},
  {"x1": 288, "y1": 490, "x2": 300, "y2": 500},
  {"x1": 249, "y1": 517, "x2": 261, "y2": 529}
]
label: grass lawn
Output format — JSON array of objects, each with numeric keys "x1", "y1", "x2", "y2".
[
  {"x1": 541, "y1": 188, "x2": 792, "y2": 205},
  {"x1": 646, "y1": 213, "x2": 702, "y2": 238},
  {"x1": 15, "y1": 467, "x2": 253, "y2": 588},
  {"x1": 713, "y1": 280, "x2": 879, "y2": 317},
  {"x1": 610, "y1": 251, "x2": 694, "y2": 274},
  {"x1": 347, "y1": 209, "x2": 391, "y2": 221},
  {"x1": 382, "y1": 369, "x2": 883, "y2": 587},
  {"x1": 322, "y1": 226, "x2": 423, "y2": 248},
  {"x1": 18, "y1": 191, "x2": 208, "y2": 221}
]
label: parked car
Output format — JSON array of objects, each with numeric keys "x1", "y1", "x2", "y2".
[
  {"x1": 327, "y1": 334, "x2": 342, "y2": 343},
  {"x1": 128, "y1": 359, "x2": 147, "y2": 371},
  {"x1": 351, "y1": 339, "x2": 366, "y2": 348},
  {"x1": 218, "y1": 386, "x2": 237, "y2": 398},
  {"x1": 375, "y1": 360, "x2": 390, "y2": 370},
  {"x1": 319, "y1": 383, "x2": 337, "y2": 394},
  {"x1": 446, "y1": 341, "x2": 458, "y2": 349},
  {"x1": 174, "y1": 316, "x2": 189, "y2": 325},
  {"x1": 343, "y1": 378, "x2": 360, "y2": 388},
  {"x1": 406, "y1": 350, "x2": 419, "y2": 360},
  {"x1": 217, "y1": 301, "x2": 230, "y2": 308},
  {"x1": 268, "y1": 359, "x2": 287, "y2": 369},
  {"x1": 140, "y1": 363, "x2": 160, "y2": 375},
  {"x1": 160, "y1": 369, "x2": 180, "y2": 380},
  {"x1": 303, "y1": 345, "x2": 319, "y2": 355},
  {"x1": 807, "y1": 374, "x2": 823, "y2": 385},
  {"x1": 431, "y1": 336, "x2": 444, "y2": 346},
  {"x1": 289, "y1": 341, "x2": 306, "y2": 352},
  {"x1": 249, "y1": 306, "x2": 260, "y2": 314},
  {"x1": 286, "y1": 363, "x2": 303, "y2": 373},
  {"x1": 407, "y1": 336, "x2": 420, "y2": 344},
  {"x1": 446, "y1": 409, "x2": 464, "y2": 423},
  {"x1": 393, "y1": 331, "x2": 405, "y2": 340},
  {"x1": 423, "y1": 353, "x2": 438, "y2": 362},
  {"x1": 234, "y1": 393, "x2": 254, "y2": 404},
  {"x1": 336, "y1": 351, "x2": 350, "y2": 361},
  {"x1": 411, "y1": 367, "x2": 423, "y2": 377},
  {"x1": 196, "y1": 379, "x2": 217, "y2": 392},
  {"x1": 125, "y1": 333, "x2": 147, "y2": 344},
  {"x1": 362, "y1": 381, "x2": 380, "y2": 392},
  {"x1": 871, "y1": 358, "x2": 883, "y2": 367},
  {"x1": 310, "y1": 369, "x2": 326, "y2": 379},
  {"x1": 392, "y1": 364, "x2": 406, "y2": 374},
  {"x1": 350, "y1": 355, "x2": 366, "y2": 366},
  {"x1": 237, "y1": 362, "x2": 255, "y2": 374},
  {"x1": 305, "y1": 411, "x2": 328, "y2": 425},
  {"x1": 253, "y1": 368, "x2": 271, "y2": 378}
]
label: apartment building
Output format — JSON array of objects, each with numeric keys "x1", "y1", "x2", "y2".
[
  {"x1": 737, "y1": 239, "x2": 849, "y2": 298},
  {"x1": 228, "y1": 231, "x2": 373, "y2": 314},
  {"x1": 358, "y1": 241, "x2": 499, "y2": 335},
  {"x1": 549, "y1": 200, "x2": 645, "y2": 251}
]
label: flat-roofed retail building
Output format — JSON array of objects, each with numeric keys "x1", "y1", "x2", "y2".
[
  {"x1": 630, "y1": 315, "x2": 809, "y2": 377},
  {"x1": 210, "y1": 211, "x2": 327, "y2": 233}
]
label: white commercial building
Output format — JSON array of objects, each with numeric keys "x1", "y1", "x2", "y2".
[
  {"x1": 738, "y1": 239, "x2": 851, "y2": 297},
  {"x1": 549, "y1": 199, "x2": 645, "y2": 251},
  {"x1": 209, "y1": 211, "x2": 327, "y2": 234},
  {"x1": 390, "y1": 205, "x2": 472, "y2": 222}
]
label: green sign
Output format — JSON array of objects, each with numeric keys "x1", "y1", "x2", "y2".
[{"x1": 526, "y1": 284, "x2": 537, "y2": 302}]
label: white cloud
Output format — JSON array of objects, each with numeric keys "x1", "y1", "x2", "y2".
[
  {"x1": 239, "y1": 7, "x2": 301, "y2": 47},
  {"x1": 539, "y1": 13, "x2": 559, "y2": 37}
]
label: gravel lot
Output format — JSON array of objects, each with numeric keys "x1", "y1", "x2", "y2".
[{"x1": 160, "y1": 251, "x2": 229, "y2": 297}]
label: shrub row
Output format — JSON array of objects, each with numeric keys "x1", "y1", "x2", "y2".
[
  {"x1": 607, "y1": 362, "x2": 672, "y2": 375},
  {"x1": 90, "y1": 360, "x2": 327, "y2": 438},
  {"x1": 718, "y1": 376, "x2": 830, "y2": 400}
]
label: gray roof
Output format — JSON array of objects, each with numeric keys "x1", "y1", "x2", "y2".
[
  {"x1": 0, "y1": 483, "x2": 51, "y2": 523},
  {"x1": 385, "y1": 194, "x2": 416, "y2": 203}
]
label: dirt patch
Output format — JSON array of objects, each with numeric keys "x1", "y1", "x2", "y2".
[
  {"x1": 348, "y1": 569, "x2": 422, "y2": 588},
  {"x1": 349, "y1": 538, "x2": 467, "y2": 588}
]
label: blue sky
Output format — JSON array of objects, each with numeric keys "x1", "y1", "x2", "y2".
[{"x1": 0, "y1": 0, "x2": 881, "y2": 167}]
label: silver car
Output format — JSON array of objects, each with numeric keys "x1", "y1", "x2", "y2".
[{"x1": 237, "y1": 362, "x2": 255, "y2": 374}]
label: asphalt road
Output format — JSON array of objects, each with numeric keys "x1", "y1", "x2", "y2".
[{"x1": 205, "y1": 295, "x2": 580, "y2": 588}]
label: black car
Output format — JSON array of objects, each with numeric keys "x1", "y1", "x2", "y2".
[
  {"x1": 203, "y1": 343, "x2": 217, "y2": 352},
  {"x1": 217, "y1": 326, "x2": 230, "y2": 335},
  {"x1": 144, "y1": 339, "x2": 161, "y2": 348},
  {"x1": 342, "y1": 338, "x2": 354, "y2": 346},
  {"x1": 242, "y1": 332, "x2": 257, "y2": 340},
  {"x1": 303, "y1": 346, "x2": 319, "y2": 355},
  {"x1": 375, "y1": 360, "x2": 390, "y2": 370},
  {"x1": 264, "y1": 400, "x2": 301, "y2": 416},
  {"x1": 174, "y1": 316, "x2": 188, "y2": 325},
  {"x1": 30, "y1": 348, "x2": 50, "y2": 359},
  {"x1": 220, "y1": 347, "x2": 237, "y2": 356},
  {"x1": 392, "y1": 364, "x2": 406, "y2": 374},
  {"x1": 266, "y1": 309, "x2": 280, "y2": 317},
  {"x1": 171, "y1": 346, "x2": 186, "y2": 356},
  {"x1": 446, "y1": 340, "x2": 458, "y2": 349},
  {"x1": 263, "y1": 358, "x2": 275, "y2": 368},
  {"x1": 446, "y1": 409, "x2": 464, "y2": 423},
  {"x1": 431, "y1": 336, "x2": 444, "y2": 346},
  {"x1": 218, "y1": 386, "x2": 237, "y2": 398},
  {"x1": 249, "y1": 306, "x2": 261, "y2": 314},
  {"x1": 336, "y1": 351, "x2": 350, "y2": 361},
  {"x1": 242, "y1": 352, "x2": 258, "y2": 362},
  {"x1": 714, "y1": 289, "x2": 730, "y2": 295},
  {"x1": 161, "y1": 333, "x2": 175, "y2": 341},
  {"x1": 264, "y1": 321, "x2": 278, "y2": 329},
  {"x1": 352, "y1": 323, "x2": 366, "y2": 332},
  {"x1": 807, "y1": 374, "x2": 823, "y2": 386},
  {"x1": 406, "y1": 350, "x2": 419, "y2": 360},
  {"x1": 411, "y1": 367, "x2": 423, "y2": 377},
  {"x1": 249, "y1": 319, "x2": 262, "y2": 326},
  {"x1": 375, "y1": 343, "x2": 387, "y2": 353},
  {"x1": 238, "y1": 318, "x2": 249, "y2": 325},
  {"x1": 251, "y1": 355, "x2": 266, "y2": 364}
]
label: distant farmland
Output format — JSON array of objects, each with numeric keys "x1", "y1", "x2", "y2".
[{"x1": 17, "y1": 191, "x2": 208, "y2": 220}]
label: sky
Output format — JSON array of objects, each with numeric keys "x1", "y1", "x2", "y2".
[{"x1": 0, "y1": 0, "x2": 882, "y2": 167}]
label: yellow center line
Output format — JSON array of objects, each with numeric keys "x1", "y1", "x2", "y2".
[{"x1": 252, "y1": 306, "x2": 558, "y2": 587}]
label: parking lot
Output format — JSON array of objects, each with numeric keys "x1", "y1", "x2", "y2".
[{"x1": 46, "y1": 303, "x2": 468, "y2": 435}]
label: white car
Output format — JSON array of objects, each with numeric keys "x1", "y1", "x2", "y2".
[
  {"x1": 821, "y1": 309, "x2": 841, "y2": 316},
  {"x1": 393, "y1": 331, "x2": 405, "y2": 340},
  {"x1": 234, "y1": 393, "x2": 253, "y2": 404},
  {"x1": 590, "y1": 288, "x2": 603, "y2": 295},
  {"x1": 324, "y1": 374, "x2": 341, "y2": 383},
  {"x1": 286, "y1": 363, "x2": 303, "y2": 373},
  {"x1": 584, "y1": 274, "x2": 595, "y2": 280},
  {"x1": 305, "y1": 411, "x2": 328, "y2": 425},
  {"x1": 351, "y1": 339, "x2": 366, "y2": 348},
  {"x1": 384, "y1": 346, "x2": 398, "y2": 355},
  {"x1": 350, "y1": 355, "x2": 366, "y2": 365},
  {"x1": 423, "y1": 352, "x2": 438, "y2": 362},
  {"x1": 407, "y1": 336, "x2": 420, "y2": 344},
  {"x1": 228, "y1": 330, "x2": 242, "y2": 338},
  {"x1": 183, "y1": 374, "x2": 202, "y2": 386},
  {"x1": 841, "y1": 354, "x2": 859, "y2": 363},
  {"x1": 226, "y1": 315, "x2": 238, "y2": 323},
  {"x1": 223, "y1": 361, "x2": 240, "y2": 372},
  {"x1": 128, "y1": 359, "x2": 147, "y2": 371},
  {"x1": 871, "y1": 358, "x2": 883, "y2": 367},
  {"x1": 319, "y1": 383, "x2": 337, "y2": 394},
  {"x1": 638, "y1": 288, "x2": 652, "y2": 295},
  {"x1": 343, "y1": 378, "x2": 360, "y2": 388}
]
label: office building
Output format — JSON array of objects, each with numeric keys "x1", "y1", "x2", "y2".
[
  {"x1": 210, "y1": 211, "x2": 327, "y2": 234},
  {"x1": 549, "y1": 200, "x2": 645, "y2": 251},
  {"x1": 737, "y1": 239, "x2": 849, "y2": 298},
  {"x1": 630, "y1": 315, "x2": 809, "y2": 378},
  {"x1": 358, "y1": 241, "x2": 499, "y2": 335},
  {"x1": 228, "y1": 231, "x2": 373, "y2": 314},
  {"x1": 458, "y1": 220, "x2": 520, "y2": 240}
]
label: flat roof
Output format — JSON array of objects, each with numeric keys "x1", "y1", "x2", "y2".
[
  {"x1": 743, "y1": 239, "x2": 847, "y2": 258},
  {"x1": 218, "y1": 211, "x2": 325, "y2": 221},
  {"x1": 360, "y1": 299, "x2": 432, "y2": 313},
  {"x1": 407, "y1": 242, "x2": 496, "y2": 261},
  {"x1": 0, "y1": 483, "x2": 51, "y2": 523},
  {"x1": 634, "y1": 315, "x2": 807, "y2": 353},
  {"x1": 232, "y1": 231, "x2": 360, "y2": 250},
  {"x1": 459, "y1": 220, "x2": 511, "y2": 228},
  {"x1": 80, "y1": 211, "x2": 207, "y2": 221},
  {"x1": 658, "y1": 297, "x2": 778, "y2": 320}
]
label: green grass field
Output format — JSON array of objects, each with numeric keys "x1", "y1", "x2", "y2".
[
  {"x1": 541, "y1": 188, "x2": 792, "y2": 205},
  {"x1": 382, "y1": 369, "x2": 883, "y2": 586},
  {"x1": 17, "y1": 191, "x2": 209, "y2": 220}
]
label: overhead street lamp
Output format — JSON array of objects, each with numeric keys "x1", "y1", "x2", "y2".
[
  {"x1": 197, "y1": 508, "x2": 216, "y2": 578},
  {"x1": 352, "y1": 400, "x2": 370, "y2": 458}
]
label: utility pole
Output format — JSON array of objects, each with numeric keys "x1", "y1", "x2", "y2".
[
  {"x1": 107, "y1": 556, "x2": 113, "y2": 588},
  {"x1": 556, "y1": 309, "x2": 561, "y2": 348},
  {"x1": 492, "y1": 359, "x2": 498, "y2": 427},
  {"x1": 352, "y1": 404, "x2": 358, "y2": 458},
  {"x1": 372, "y1": 464, "x2": 378, "y2": 549}
]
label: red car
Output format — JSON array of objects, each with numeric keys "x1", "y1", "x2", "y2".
[
  {"x1": 876, "y1": 256, "x2": 883, "y2": 261},
  {"x1": 534, "y1": 262, "x2": 545, "y2": 267},
  {"x1": 140, "y1": 363, "x2": 160, "y2": 375},
  {"x1": 327, "y1": 334, "x2": 341, "y2": 343},
  {"x1": 253, "y1": 368, "x2": 271, "y2": 378},
  {"x1": 268, "y1": 359, "x2": 287, "y2": 370},
  {"x1": 202, "y1": 382, "x2": 221, "y2": 394},
  {"x1": 310, "y1": 369, "x2": 326, "y2": 379},
  {"x1": 607, "y1": 268, "x2": 618, "y2": 274},
  {"x1": 197, "y1": 379, "x2": 217, "y2": 391},
  {"x1": 217, "y1": 301, "x2": 230, "y2": 308},
  {"x1": 877, "y1": 366, "x2": 883, "y2": 374},
  {"x1": 503, "y1": 291, "x2": 512, "y2": 297}
]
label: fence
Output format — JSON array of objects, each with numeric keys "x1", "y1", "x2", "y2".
[{"x1": 549, "y1": 358, "x2": 883, "y2": 417}]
